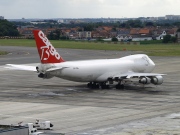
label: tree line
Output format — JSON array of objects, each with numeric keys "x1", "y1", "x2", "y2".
[
  {"x1": 13, "y1": 19, "x2": 180, "y2": 31},
  {"x1": 1, "y1": 19, "x2": 180, "y2": 42},
  {"x1": 0, "y1": 19, "x2": 19, "y2": 36}
]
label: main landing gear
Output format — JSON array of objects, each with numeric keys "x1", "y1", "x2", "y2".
[
  {"x1": 87, "y1": 82, "x2": 109, "y2": 89},
  {"x1": 115, "y1": 83, "x2": 124, "y2": 89},
  {"x1": 87, "y1": 82, "x2": 124, "y2": 89},
  {"x1": 87, "y1": 82, "x2": 99, "y2": 89},
  {"x1": 115, "y1": 79, "x2": 125, "y2": 89}
]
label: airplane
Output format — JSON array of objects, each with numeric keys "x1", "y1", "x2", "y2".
[{"x1": 6, "y1": 30, "x2": 165, "y2": 89}]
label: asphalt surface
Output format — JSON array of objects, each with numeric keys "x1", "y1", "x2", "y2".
[{"x1": 0, "y1": 46, "x2": 180, "y2": 135}]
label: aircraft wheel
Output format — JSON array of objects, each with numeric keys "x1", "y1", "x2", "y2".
[
  {"x1": 87, "y1": 82, "x2": 99, "y2": 89},
  {"x1": 120, "y1": 84, "x2": 124, "y2": 89},
  {"x1": 101, "y1": 84, "x2": 109, "y2": 89},
  {"x1": 87, "y1": 82, "x2": 92, "y2": 88},
  {"x1": 101, "y1": 85, "x2": 106, "y2": 89},
  {"x1": 116, "y1": 84, "x2": 124, "y2": 89},
  {"x1": 95, "y1": 84, "x2": 100, "y2": 89}
]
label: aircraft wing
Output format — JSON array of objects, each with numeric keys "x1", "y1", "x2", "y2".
[
  {"x1": 6, "y1": 64, "x2": 37, "y2": 71},
  {"x1": 113, "y1": 72, "x2": 166, "y2": 79}
]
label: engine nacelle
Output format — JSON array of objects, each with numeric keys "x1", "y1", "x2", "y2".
[
  {"x1": 36, "y1": 64, "x2": 55, "y2": 79},
  {"x1": 151, "y1": 75, "x2": 163, "y2": 85},
  {"x1": 36, "y1": 64, "x2": 46, "y2": 73},
  {"x1": 139, "y1": 77, "x2": 151, "y2": 84},
  {"x1": 38, "y1": 73, "x2": 54, "y2": 79},
  {"x1": 36, "y1": 64, "x2": 54, "y2": 73}
]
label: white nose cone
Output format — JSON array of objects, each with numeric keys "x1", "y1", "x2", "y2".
[
  {"x1": 146, "y1": 56, "x2": 155, "y2": 72},
  {"x1": 149, "y1": 57, "x2": 155, "y2": 68}
]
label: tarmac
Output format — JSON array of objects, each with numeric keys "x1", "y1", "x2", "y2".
[{"x1": 0, "y1": 46, "x2": 180, "y2": 135}]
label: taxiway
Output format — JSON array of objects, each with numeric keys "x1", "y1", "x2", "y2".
[{"x1": 0, "y1": 46, "x2": 180, "y2": 135}]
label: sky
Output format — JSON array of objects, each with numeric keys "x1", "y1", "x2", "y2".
[{"x1": 1, "y1": 0, "x2": 180, "y2": 19}]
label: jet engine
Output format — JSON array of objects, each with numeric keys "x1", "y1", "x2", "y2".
[
  {"x1": 36, "y1": 64, "x2": 46, "y2": 73},
  {"x1": 36, "y1": 64, "x2": 55, "y2": 79},
  {"x1": 151, "y1": 75, "x2": 163, "y2": 85},
  {"x1": 36, "y1": 64, "x2": 56, "y2": 73},
  {"x1": 139, "y1": 77, "x2": 151, "y2": 84}
]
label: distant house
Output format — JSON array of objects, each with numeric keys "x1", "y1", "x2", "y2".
[
  {"x1": 117, "y1": 29, "x2": 131, "y2": 41},
  {"x1": 62, "y1": 29, "x2": 71, "y2": 36},
  {"x1": 130, "y1": 28, "x2": 139, "y2": 35},
  {"x1": 102, "y1": 26, "x2": 113, "y2": 32},
  {"x1": 132, "y1": 35, "x2": 152, "y2": 41},
  {"x1": 110, "y1": 31, "x2": 117, "y2": 38},
  {"x1": 138, "y1": 28, "x2": 150, "y2": 35},
  {"x1": 17, "y1": 26, "x2": 57, "y2": 38},
  {"x1": 91, "y1": 31, "x2": 99, "y2": 38},
  {"x1": 130, "y1": 28, "x2": 152, "y2": 41},
  {"x1": 154, "y1": 28, "x2": 177, "y2": 40},
  {"x1": 95, "y1": 26, "x2": 113, "y2": 32},
  {"x1": 166, "y1": 28, "x2": 178, "y2": 36},
  {"x1": 155, "y1": 30, "x2": 166, "y2": 40},
  {"x1": 116, "y1": 35, "x2": 132, "y2": 41},
  {"x1": 60, "y1": 28, "x2": 78, "y2": 39},
  {"x1": 77, "y1": 31, "x2": 91, "y2": 39},
  {"x1": 43, "y1": 28, "x2": 57, "y2": 35},
  {"x1": 117, "y1": 29, "x2": 130, "y2": 36},
  {"x1": 69, "y1": 32, "x2": 78, "y2": 39},
  {"x1": 19, "y1": 27, "x2": 36, "y2": 38},
  {"x1": 93, "y1": 27, "x2": 112, "y2": 39},
  {"x1": 92, "y1": 30, "x2": 109, "y2": 39}
]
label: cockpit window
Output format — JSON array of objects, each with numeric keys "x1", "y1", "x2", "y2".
[{"x1": 142, "y1": 56, "x2": 150, "y2": 66}]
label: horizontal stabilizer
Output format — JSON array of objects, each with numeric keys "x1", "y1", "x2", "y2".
[
  {"x1": 6, "y1": 64, "x2": 36, "y2": 72},
  {"x1": 46, "y1": 67, "x2": 68, "y2": 72}
]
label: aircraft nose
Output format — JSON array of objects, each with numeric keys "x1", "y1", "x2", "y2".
[
  {"x1": 143, "y1": 55, "x2": 155, "y2": 68},
  {"x1": 150, "y1": 59, "x2": 155, "y2": 66},
  {"x1": 148, "y1": 57, "x2": 155, "y2": 70},
  {"x1": 144, "y1": 56, "x2": 155, "y2": 72}
]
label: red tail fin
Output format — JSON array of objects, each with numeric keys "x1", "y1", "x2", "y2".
[{"x1": 33, "y1": 30, "x2": 65, "y2": 64}]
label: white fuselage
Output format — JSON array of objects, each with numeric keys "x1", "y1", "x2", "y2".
[{"x1": 42, "y1": 54, "x2": 155, "y2": 82}]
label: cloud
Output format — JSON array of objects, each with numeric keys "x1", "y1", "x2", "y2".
[{"x1": 0, "y1": 0, "x2": 180, "y2": 19}]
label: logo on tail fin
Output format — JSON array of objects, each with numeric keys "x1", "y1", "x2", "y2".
[{"x1": 38, "y1": 31, "x2": 60, "y2": 61}]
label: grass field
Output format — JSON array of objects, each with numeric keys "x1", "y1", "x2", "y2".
[
  {"x1": 0, "y1": 39, "x2": 180, "y2": 56},
  {"x1": 0, "y1": 51, "x2": 8, "y2": 55}
]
